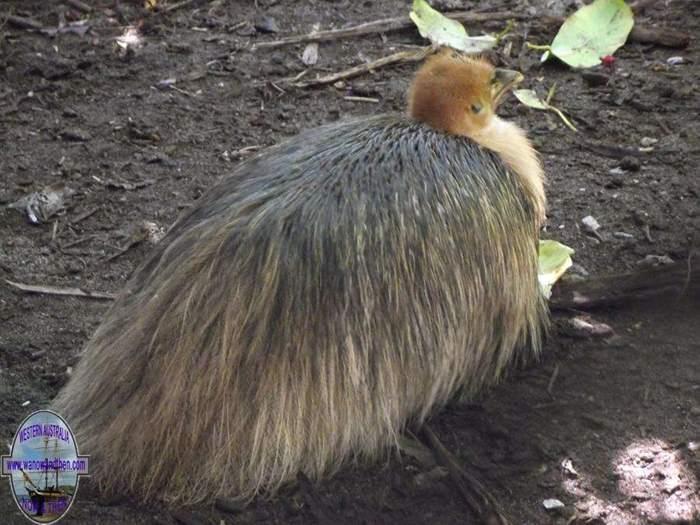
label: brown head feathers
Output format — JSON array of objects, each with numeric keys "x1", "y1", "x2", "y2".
[
  {"x1": 409, "y1": 49, "x2": 546, "y2": 224},
  {"x1": 408, "y1": 49, "x2": 522, "y2": 137}
]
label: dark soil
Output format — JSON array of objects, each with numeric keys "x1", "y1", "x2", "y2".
[{"x1": 1, "y1": 1, "x2": 698, "y2": 524}]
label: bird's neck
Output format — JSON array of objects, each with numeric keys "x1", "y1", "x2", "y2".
[{"x1": 472, "y1": 116, "x2": 546, "y2": 225}]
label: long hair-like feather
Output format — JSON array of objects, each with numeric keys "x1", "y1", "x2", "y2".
[{"x1": 53, "y1": 115, "x2": 547, "y2": 504}]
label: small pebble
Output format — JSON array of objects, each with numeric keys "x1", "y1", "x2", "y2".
[
  {"x1": 619, "y1": 156, "x2": 641, "y2": 172},
  {"x1": 413, "y1": 466, "x2": 449, "y2": 488},
  {"x1": 640, "y1": 136, "x2": 658, "y2": 147},
  {"x1": 214, "y1": 497, "x2": 247, "y2": 514},
  {"x1": 581, "y1": 215, "x2": 600, "y2": 232},
  {"x1": 581, "y1": 70, "x2": 610, "y2": 87},
  {"x1": 561, "y1": 458, "x2": 578, "y2": 478},
  {"x1": 543, "y1": 498, "x2": 565, "y2": 511},
  {"x1": 605, "y1": 172, "x2": 624, "y2": 189},
  {"x1": 666, "y1": 56, "x2": 684, "y2": 65},
  {"x1": 632, "y1": 210, "x2": 649, "y2": 226},
  {"x1": 301, "y1": 43, "x2": 319, "y2": 66},
  {"x1": 254, "y1": 16, "x2": 280, "y2": 33},
  {"x1": 60, "y1": 128, "x2": 91, "y2": 142},
  {"x1": 21, "y1": 400, "x2": 30, "y2": 407},
  {"x1": 156, "y1": 77, "x2": 177, "y2": 89}
]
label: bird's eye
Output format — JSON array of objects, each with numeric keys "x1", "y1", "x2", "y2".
[{"x1": 471, "y1": 104, "x2": 482, "y2": 114}]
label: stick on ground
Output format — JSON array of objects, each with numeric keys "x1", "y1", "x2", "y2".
[
  {"x1": 421, "y1": 425, "x2": 509, "y2": 525},
  {"x1": 287, "y1": 47, "x2": 433, "y2": 88},
  {"x1": 550, "y1": 259, "x2": 698, "y2": 311},
  {"x1": 252, "y1": 10, "x2": 689, "y2": 51},
  {"x1": 5, "y1": 280, "x2": 116, "y2": 300},
  {"x1": 63, "y1": 0, "x2": 92, "y2": 13},
  {"x1": 252, "y1": 11, "x2": 520, "y2": 50},
  {"x1": 5, "y1": 15, "x2": 43, "y2": 31}
]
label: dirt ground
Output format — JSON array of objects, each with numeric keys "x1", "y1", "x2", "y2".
[{"x1": 0, "y1": 0, "x2": 698, "y2": 523}]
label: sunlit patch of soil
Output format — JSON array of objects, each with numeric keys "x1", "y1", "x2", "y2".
[{"x1": 561, "y1": 439, "x2": 699, "y2": 524}]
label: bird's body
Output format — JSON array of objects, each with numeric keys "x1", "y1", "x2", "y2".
[{"x1": 53, "y1": 53, "x2": 547, "y2": 505}]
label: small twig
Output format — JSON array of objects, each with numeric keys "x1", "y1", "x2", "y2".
[
  {"x1": 289, "y1": 47, "x2": 434, "y2": 88},
  {"x1": 8, "y1": 5, "x2": 684, "y2": 50},
  {"x1": 63, "y1": 0, "x2": 92, "y2": 13},
  {"x1": 681, "y1": 250, "x2": 693, "y2": 297},
  {"x1": 545, "y1": 82, "x2": 557, "y2": 105},
  {"x1": 230, "y1": 145, "x2": 262, "y2": 159},
  {"x1": 269, "y1": 82, "x2": 286, "y2": 94},
  {"x1": 525, "y1": 42, "x2": 551, "y2": 52},
  {"x1": 343, "y1": 95, "x2": 380, "y2": 103},
  {"x1": 549, "y1": 105, "x2": 577, "y2": 132},
  {"x1": 51, "y1": 221, "x2": 59, "y2": 243},
  {"x1": 60, "y1": 236, "x2": 96, "y2": 249},
  {"x1": 547, "y1": 364, "x2": 560, "y2": 397},
  {"x1": 494, "y1": 19, "x2": 515, "y2": 44},
  {"x1": 71, "y1": 207, "x2": 100, "y2": 224},
  {"x1": 6, "y1": 280, "x2": 116, "y2": 300},
  {"x1": 421, "y1": 425, "x2": 509, "y2": 525},
  {"x1": 628, "y1": 25, "x2": 690, "y2": 48},
  {"x1": 164, "y1": 0, "x2": 196, "y2": 13},
  {"x1": 6, "y1": 15, "x2": 43, "y2": 31},
  {"x1": 169, "y1": 85, "x2": 197, "y2": 97},
  {"x1": 104, "y1": 239, "x2": 142, "y2": 262},
  {"x1": 252, "y1": 11, "x2": 520, "y2": 50},
  {"x1": 654, "y1": 114, "x2": 672, "y2": 136}
]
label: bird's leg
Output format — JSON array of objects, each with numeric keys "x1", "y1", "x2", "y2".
[{"x1": 418, "y1": 424, "x2": 510, "y2": 525}]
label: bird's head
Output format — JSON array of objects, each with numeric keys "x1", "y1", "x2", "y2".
[{"x1": 408, "y1": 49, "x2": 523, "y2": 137}]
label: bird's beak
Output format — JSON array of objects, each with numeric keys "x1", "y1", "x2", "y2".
[{"x1": 491, "y1": 68, "x2": 524, "y2": 106}]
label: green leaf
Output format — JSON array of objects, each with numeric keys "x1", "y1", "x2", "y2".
[
  {"x1": 513, "y1": 89, "x2": 548, "y2": 110},
  {"x1": 538, "y1": 240, "x2": 575, "y2": 298},
  {"x1": 409, "y1": 0, "x2": 496, "y2": 54},
  {"x1": 512, "y1": 89, "x2": 578, "y2": 132},
  {"x1": 550, "y1": 0, "x2": 634, "y2": 68}
]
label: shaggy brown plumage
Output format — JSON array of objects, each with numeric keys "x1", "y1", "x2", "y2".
[{"x1": 53, "y1": 51, "x2": 548, "y2": 505}]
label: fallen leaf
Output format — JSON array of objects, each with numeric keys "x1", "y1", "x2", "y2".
[
  {"x1": 513, "y1": 88, "x2": 548, "y2": 110},
  {"x1": 549, "y1": 0, "x2": 634, "y2": 68},
  {"x1": 409, "y1": 0, "x2": 496, "y2": 53},
  {"x1": 539, "y1": 240, "x2": 575, "y2": 298},
  {"x1": 513, "y1": 89, "x2": 577, "y2": 132}
]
